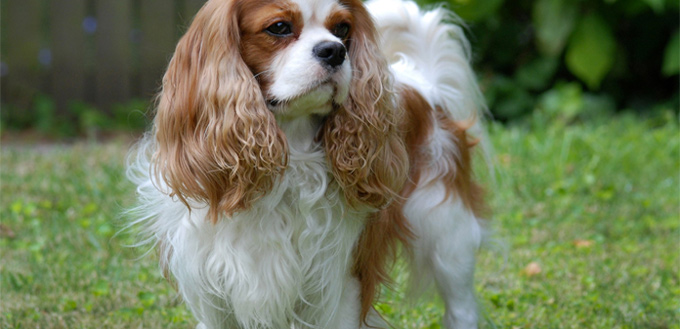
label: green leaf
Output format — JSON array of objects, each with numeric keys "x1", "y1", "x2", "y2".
[
  {"x1": 662, "y1": 29, "x2": 679, "y2": 76},
  {"x1": 515, "y1": 56, "x2": 559, "y2": 90},
  {"x1": 485, "y1": 76, "x2": 534, "y2": 120},
  {"x1": 92, "y1": 280, "x2": 110, "y2": 297},
  {"x1": 60, "y1": 299, "x2": 78, "y2": 312},
  {"x1": 449, "y1": 0, "x2": 505, "y2": 22},
  {"x1": 533, "y1": 0, "x2": 578, "y2": 56},
  {"x1": 537, "y1": 82, "x2": 584, "y2": 122},
  {"x1": 138, "y1": 291, "x2": 157, "y2": 308},
  {"x1": 642, "y1": 0, "x2": 665, "y2": 13},
  {"x1": 566, "y1": 14, "x2": 617, "y2": 90},
  {"x1": 427, "y1": 321, "x2": 442, "y2": 329},
  {"x1": 82, "y1": 203, "x2": 98, "y2": 216},
  {"x1": 10, "y1": 200, "x2": 23, "y2": 215}
]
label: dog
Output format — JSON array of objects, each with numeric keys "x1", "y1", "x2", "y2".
[{"x1": 127, "y1": 0, "x2": 488, "y2": 328}]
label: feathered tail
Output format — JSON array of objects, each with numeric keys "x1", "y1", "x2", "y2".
[{"x1": 367, "y1": 0, "x2": 489, "y2": 152}]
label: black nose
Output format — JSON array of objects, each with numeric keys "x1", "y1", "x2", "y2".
[{"x1": 313, "y1": 41, "x2": 346, "y2": 68}]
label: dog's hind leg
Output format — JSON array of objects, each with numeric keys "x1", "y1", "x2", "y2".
[{"x1": 404, "y1": 183, "x2": 483, "y2": 329}]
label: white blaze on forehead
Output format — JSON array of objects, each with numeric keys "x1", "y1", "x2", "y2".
[{"x1": 292, "y1": 0, "x2": 344, "y2": 22}]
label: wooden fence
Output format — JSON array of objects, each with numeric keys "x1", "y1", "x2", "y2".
[{"x1": 1, "y1": 0, "x2": 207, "y2": 116}]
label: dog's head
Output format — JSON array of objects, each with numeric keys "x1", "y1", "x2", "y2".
[
  {"x1": 153, "y1": 0, "x2": 408, "y2": 221},
  {"x1": 238, "y1": 0, "x2": 354, "y2": 118}
]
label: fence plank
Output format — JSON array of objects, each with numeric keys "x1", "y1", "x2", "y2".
[
  {"x1": 3, "y1": 0, "x2": 213, "y2": 120},
  {"x1": 140, "y1": 0, "x2": 176, "y2": 99},
  {"x1": 50, "y1": 0, "x2": 87, "y2": 115},
  {"x1": 3, "y1": 0, "x2": 43, "y2": 113},
  {"x1": 96, "y1": 0, "x2": 132, "y2": 113}
]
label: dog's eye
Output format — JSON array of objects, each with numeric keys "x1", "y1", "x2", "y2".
[
  {"x1": 332, "y1": 23, "x2": 351, "y2": 39},
  {"x1": 266, "y1": 21, "x2": 293, "y2": 36}
]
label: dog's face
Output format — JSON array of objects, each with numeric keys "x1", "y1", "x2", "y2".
[
  {"x1": 153, "y1": 0, "x2": 407, "y2": 222},
  {"x1": 238, "y1": 0, "x2": 354, "y2": 118}
]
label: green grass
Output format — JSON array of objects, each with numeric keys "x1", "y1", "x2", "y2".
[{"x1": 2, "y1": 114, "x2": 678, "y2": 328}]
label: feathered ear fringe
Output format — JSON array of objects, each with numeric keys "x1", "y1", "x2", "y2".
[
  {"x1": 153, "y1": 0, "x2": 287, "y2": 222},
  {"x1": 323, "y1": 1, "x2": 410, "y2": 323},
  {"x1": 323, "y1": 0, "x2": 409, "y2": 211}
]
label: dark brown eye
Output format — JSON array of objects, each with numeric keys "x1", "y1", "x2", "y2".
[
  {"x1": 332, "y1": 23, "x2": 350, "y2": 39},
  {"x1": 266, "y1": 21, "x2": 293, "y2": 36}
]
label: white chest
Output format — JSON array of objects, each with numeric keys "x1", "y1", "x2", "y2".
[{"x1": 166, "y1": 120, "x2": 368, "y2": 328}]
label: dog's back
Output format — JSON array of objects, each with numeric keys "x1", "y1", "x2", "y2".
[{"x1": 368, "y1": 1, "x2": 489, "y2": 327}]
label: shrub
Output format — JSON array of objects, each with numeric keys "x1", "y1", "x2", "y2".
[{"x1": 417, "y1": 0, "x2": 679, "y2": 120}]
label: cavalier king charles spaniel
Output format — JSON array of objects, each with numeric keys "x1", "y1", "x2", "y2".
[{"x1": 127, "y1": 0, "x2": 488, "y2": 328}]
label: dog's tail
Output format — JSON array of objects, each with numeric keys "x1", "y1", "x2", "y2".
[
  {"x1": 366, "y1": 0, "x2": 500, "y2": 308},
  {"x1": 367, "y1": 0, "x2": 489, "y2": 152}
]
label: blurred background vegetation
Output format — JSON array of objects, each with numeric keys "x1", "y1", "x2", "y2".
[
  {"x1": 1, "y1": 0, "x2": 678, "y2": 138},
  {"x1": 433, "y1": 0, "x2": 679, "y2": 122}
]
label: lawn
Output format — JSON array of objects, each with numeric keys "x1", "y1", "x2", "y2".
[{"x1": 1, "y1": 113, "x2": 678, "y2": 328}]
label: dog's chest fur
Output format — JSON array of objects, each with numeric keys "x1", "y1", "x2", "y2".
[{"x1": 166, "y1": 117, "x2": 367, "y2": 328}]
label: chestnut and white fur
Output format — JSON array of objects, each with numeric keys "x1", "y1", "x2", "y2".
[{"x1": 127, "y1": 0, "x2": 488, "y2": 328}]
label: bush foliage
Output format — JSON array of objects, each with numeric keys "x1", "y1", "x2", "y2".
[
  {"x1": 417, "y1": 0, "x2": 679, "y2": 120},
  {"x1": 2, "y1": 0, "x2": 677, "y2": 136}
]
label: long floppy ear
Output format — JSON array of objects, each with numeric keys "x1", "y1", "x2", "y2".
[
  {"x1": 153, "y1": 0, "x2": 287, "y2": 222},
  {"x1": 323, "y1": 0, "x2": 408, "y2": 209}
]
